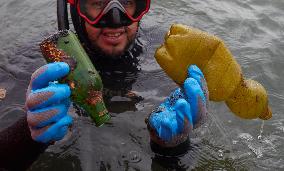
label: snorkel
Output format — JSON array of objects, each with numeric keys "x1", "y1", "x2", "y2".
[{"x1": 57, "y1": 0, "x2": 69, "y2": 30}]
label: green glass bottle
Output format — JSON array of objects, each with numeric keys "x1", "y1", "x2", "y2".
[{"x1": 40, "y1": 30, "x2": 110, "y2": 126}]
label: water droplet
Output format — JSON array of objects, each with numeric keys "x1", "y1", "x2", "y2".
[
  {"x1": 257, "y1": 121, "x2": 265, "y2": 141},
  {"x1": 218, "y1": 149, "x2": 224, "y2": 158},
  {"x1": 127, "y1": 151, "x2": 141, "y2": 163}
]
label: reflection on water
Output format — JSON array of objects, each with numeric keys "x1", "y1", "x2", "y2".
[{"x1": 0, "y1": 0, "x2": 284, "y2": 170}]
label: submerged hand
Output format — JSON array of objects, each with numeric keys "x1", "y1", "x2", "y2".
[
  {"x1": 25, "y1": 62, "x2": 73, "y2": 144},
  {"x1": 146, "y1": 65, "x2": 208, "y2": 147}
]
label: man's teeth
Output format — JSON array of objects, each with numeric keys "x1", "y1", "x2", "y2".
[{"x1": 105, "y1": 33, "x2": 122, "y2": 37}]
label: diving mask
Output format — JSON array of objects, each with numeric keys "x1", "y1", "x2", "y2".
[{"x1": 68, "y1": 0, "x2": 150, "y2": 28}]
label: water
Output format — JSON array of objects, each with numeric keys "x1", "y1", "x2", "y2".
[
  {"x1": 258, "y1": 121, "x2": 265, "y2": 140},
  {"x1": 1, "y1": 0, "x2": 284, "y2": 170}
]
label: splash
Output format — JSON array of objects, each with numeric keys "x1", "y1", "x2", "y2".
[{"x1": 238, "y1": 133, "x2": 263, "y2": 158}]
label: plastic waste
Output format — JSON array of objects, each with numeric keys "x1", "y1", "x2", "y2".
[{"x1": 155, "y1": 24, "x2": 272, "y2": 120}]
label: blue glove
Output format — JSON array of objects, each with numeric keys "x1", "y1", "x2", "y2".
[
  {"x1": 147, "y1": 65, "x2": 209, "y2": 147},
  {"x1": 25, "y1": 62, "x2": 73, "y2": 144}
]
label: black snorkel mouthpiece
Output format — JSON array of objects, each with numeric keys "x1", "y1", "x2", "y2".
[{"x1": 94, "y1": 8, "x2": 133, "y2": 28}]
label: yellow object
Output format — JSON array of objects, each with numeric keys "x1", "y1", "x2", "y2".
[{"x1": 155, "y1": 24, "x2": 272, "y2": 120}]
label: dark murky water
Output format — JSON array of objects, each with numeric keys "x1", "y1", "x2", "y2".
[{"x1": 0, "y1": 0, "x2": 284, "y2": 170}]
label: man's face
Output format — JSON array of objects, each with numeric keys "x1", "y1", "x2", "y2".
[
  {"x1": 83, "y1": 0, "x2": 139, "y2": 58},
  {"x1": 85, "y1": 21, "x2": 139, "y2": 58}
]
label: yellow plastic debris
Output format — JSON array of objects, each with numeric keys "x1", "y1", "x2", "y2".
[{"x1": 155, "y1": 24, "x2": 272, "y2": 120}]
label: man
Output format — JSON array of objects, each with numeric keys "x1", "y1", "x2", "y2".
[{"x1": 0, "y1": 0, "x2": 208, "y2": 170}]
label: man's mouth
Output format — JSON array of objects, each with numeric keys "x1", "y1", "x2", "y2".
[
  {"x1": 101, "y1": 29, "x2": 126, "y2": 45},
  {"x1": 103, "y1": 32, "x2": 123, "y2": 38}
]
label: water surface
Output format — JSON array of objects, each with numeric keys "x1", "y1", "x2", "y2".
[{"x1": 0, "y1": 0, "x2": 284, "y2": 170}]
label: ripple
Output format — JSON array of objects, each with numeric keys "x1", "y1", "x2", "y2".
[{"x1": 1, "y1": 0, "x2": 284, "y2": 170}]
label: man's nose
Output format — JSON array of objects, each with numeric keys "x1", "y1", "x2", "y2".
[{"x1": 111, "y1": 8, "x2": 121, "y2": 25}]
